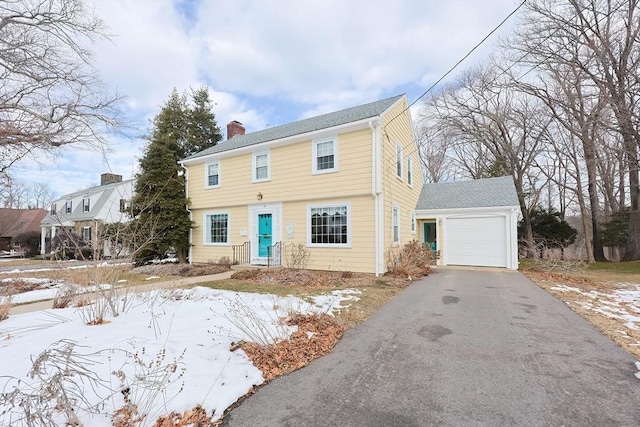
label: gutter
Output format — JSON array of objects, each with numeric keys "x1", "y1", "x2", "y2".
[
  {"x1": 181, "y1": 163, "x2": 193, "y2": 264},
  {"x1": 369, "y1": 119, "x2": 383, "y2": 276}
]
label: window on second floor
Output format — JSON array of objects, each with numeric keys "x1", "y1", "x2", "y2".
[
  {"x1": 313, "y1": 138, "x2": 338, "y2": 174},
  {"x1": 120, "y1": 199, "x2": 131, "y2": 213},
  {"x1": 82, "y1": 198, "x2": 90, "y2": 213},
  {"x1": 407, "y1": 156, "x2": 413, "y2": 186},
  {"x1": 206, "y1": 162, "x2": 220, "y2": 188},
  {"x1": 396, "y1": 144, "x2": 403, "y2": 179},
  {"x1": 50, "y1": 203, "x2": 57, "y2": 215},
  {"x1": 65, "y1": 201, "x2": 72, "y2": 214},
  {"x1": 253, "y1": 152, "x2": 270, "y2": 182}
]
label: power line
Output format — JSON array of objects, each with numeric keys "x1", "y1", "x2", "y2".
[{"x1": 383, "y1": 0, "x2": 528, "y2": 131}]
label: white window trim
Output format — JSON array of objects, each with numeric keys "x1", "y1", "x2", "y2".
[
  {"x1": 252, "y1": 151, "x2": 271, "y2": 183},
  {"x1": 82, "y1": 226, "x2": 91, "y2": 241},
  {"x1": 392, "y1": 205, "x2": 400, "y2": 246},
  {"x1": 203, "y1": 211, "x2": 231, "y2": 246},
  {"x1": 411, "y1": 211, "x2": 416, "y2": 234},
  {"x1": 306, "y1": 202, "x2": 352, "y2": 248},
  {"x1": 82, "y1": 198, "x2": 90, "y2": 213},
  {"x1": 407, "y1": 155, "x2": 413, "y2": 187},
  {"x1": 65, "y1": 201, "x2": 72, "y2": 214},
  {"x1": 312, "y1": 137, "x2": 338, "y2": 174},
  {"x1": 396, "y1": 143, "x2": 403, "y2": 180},
  {"x1": 204, "y1": 161, "x2": 221, "y2": 188}
]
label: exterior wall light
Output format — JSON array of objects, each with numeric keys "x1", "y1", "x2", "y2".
[{"x1": 257, "y1": 192, "x2": 263, "y2": 201}]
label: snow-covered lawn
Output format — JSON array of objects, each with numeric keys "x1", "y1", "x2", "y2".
[{"x1": 0, "y1": 286, "x2": 360, "y2": 426}]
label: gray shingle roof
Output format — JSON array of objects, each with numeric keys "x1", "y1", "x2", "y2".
[
  {"x1": 416, "y1": 176, "x2": 519, "y2": 210},
  {"x1": 182, "y1": 94, "x2": 404, "y2": 161}
]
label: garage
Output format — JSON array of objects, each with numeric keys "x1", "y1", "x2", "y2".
[
  {"x1": 445, "y1": 216, "x2": 507, "y2": 267},
  {"x1": 414, "y1": 176, "x2": 519, "y2": 270}
]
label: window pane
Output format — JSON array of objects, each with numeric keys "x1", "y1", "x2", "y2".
[
  {"x1": 393, "y1": 208, "x2": 399, "y2": 243},
  {"x1": 310, "y1": 206, "x2": 348, "y2": 244},
  {"x1": 396, "y1": 145, "x2": 402, "y2": 177},
  {"x1": 208, "y1": 175, "x2": 218, "y2": 186},
  {"x1": 256, "y1": 154, "x2": 268, "y2": 167},
  {"x1": 256, "y1": 166, "x2": 268, "y2": 179},
  {"x1": 317, "y1": 141, "x2": 333, "y2": 157},
  {"x1": 317, "y1": 155, "x2": 334, "y2": 170},
  {"x1": 208, "y1": 214, "x2": 228, "y2": 243},
  {"x1": 407, "y1": 158, "x2": 412, "y2": 185}
]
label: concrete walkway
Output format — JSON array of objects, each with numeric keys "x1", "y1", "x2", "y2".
[
  {"x1": 223, "y1": 268, "x2": 640, "y2": 426},
  {"x1": 8, "y1": 271, "x2": 234, "y2": 315}
]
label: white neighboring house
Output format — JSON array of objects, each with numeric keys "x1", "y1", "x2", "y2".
[{"x1": 40, "y1": 173, "x2": 134, "y2": 258}]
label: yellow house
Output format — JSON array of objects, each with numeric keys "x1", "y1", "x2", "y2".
[{"x1": 180, "y1": 94, "x2": 421, "y2": 275}]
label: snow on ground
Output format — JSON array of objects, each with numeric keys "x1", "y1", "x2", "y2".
[
  {"x1": 0, "y1": 262, "x2": 131, "y2": 275},
  {"x1": 1, "y1": 278, "x2": 113, "y2": 305},
  {"x1": 551, "y1": 284, "x2": 640, "y2": 331},
  {"x1": 0, "y1": 287, "x2": 360, "y2": 425}
]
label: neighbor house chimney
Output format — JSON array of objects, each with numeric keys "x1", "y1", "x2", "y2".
[
  {"x1": 101, "y1": 173, "x2": 122, "y2": 186},
  {"x1": 227, "y1": 121, "x2": 245, "y2": 140}
]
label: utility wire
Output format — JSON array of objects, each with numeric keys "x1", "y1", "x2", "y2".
[{"x1": 383, "y1": 0, "x2": 528, "y2": 131}]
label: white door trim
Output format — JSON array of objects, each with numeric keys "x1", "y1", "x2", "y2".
[{"x1": 248, "y1": 203, "x2": 282, "y2": 264}]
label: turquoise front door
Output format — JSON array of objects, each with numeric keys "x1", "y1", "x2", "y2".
[
  {"x1": 424, "y1": 222, "x2": 437, "y2": 251},
  {"x1": 258, "y1": 213, "x2": 273, "y2": 257}
]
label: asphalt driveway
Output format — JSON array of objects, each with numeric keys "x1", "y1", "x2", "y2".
[{"x1": 223, "y1": 268, "x2": 640, "y2": 426}]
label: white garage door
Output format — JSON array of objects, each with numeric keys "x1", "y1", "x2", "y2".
[{"x1": 445, "y1": 216, "x2": 507, "y2": 267}]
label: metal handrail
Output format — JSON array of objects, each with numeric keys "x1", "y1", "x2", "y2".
[
  {"x1": 267, "y1": 241, "x2": 282, "y2": 267},
  {"x1": 232, "y1": 241, "x2": 250, "y2": 265}
]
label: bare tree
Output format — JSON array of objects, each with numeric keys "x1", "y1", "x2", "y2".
[
  {"x1": 0, "y1": 0, "x2": 123, "y2": 172},
  {"x1": 511, "y1": 0, "x2": 640, "y2": 259},
  {"x1": 425, "y1": 65, "x2": 551, "y2": 256}
]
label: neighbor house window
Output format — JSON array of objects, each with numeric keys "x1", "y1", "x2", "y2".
[
  {"x1": 50, "y1": 203, "x2": 57, "y2": 215},
  {"x1": 312, "y1": 138, "x2": 338, "y2": 173},
  {"x1": 308, "y1": 203, "x2": 350, "y2": 246},
  {"x1": 206, "y1": 162, "x2": 220, "y2": 188},
  {"x1": 396, "y1": 144, "x2": 403, "y2": 179},
  {"x1": 253, "y1": 152, "x2": 270, "y2": 182},
  {"x1": 411, "y1": 211, "x2": 416, "y2": 234},
  {"x1": 82, "y1": 198, "x2": 90, "y2": 212},
  {"x1": 204, "y1": 212, "x2": 229, "y2": 244},
  {"x1": 119, "y1": 199, "x2": 131, "y2": 213},
  {"x1": 392, "y1": 206, "x2": 400, "y2": 245},
  {"x1": 82, "y1": 226, "x2": 91, "y2": 242},
  {"x1": 65, "y1": 201, "x2": 72, "y2": 214},
  {"x1": 407, "y1": 156, "x2": 413, "y2": 186}
]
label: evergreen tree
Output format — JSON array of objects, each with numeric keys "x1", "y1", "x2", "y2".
[
  {"x1": 129, "y1": 87, "x2": 222, "y2": 264},
  {"x1": 519, "y1": 207, "x2": 577, "y2": 257}
]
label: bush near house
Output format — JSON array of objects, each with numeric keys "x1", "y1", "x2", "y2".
[
  {"x1": 51, "y1": 231, "x2": 91, "y2": 260},
  {"x1": 11, "y1": 231, "x2": 41, "y2": 257},
  {"x1": 387, "y1": 240, "x2": 434, "y2": 279}
]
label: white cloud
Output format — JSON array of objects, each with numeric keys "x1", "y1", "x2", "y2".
[{"x1": 12, "y1": 0, "x2": 519, "y2": 197}]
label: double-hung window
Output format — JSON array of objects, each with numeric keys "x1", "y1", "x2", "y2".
[
  {"x1": 206, "y1": 162, "x2": 220, "y2": 188},
  {"x1": 253, "y1": 152, "x2": 270, "y2": 182},
  {"x1": 204, "y1": 212, "x2": 229, "y2": 245},
  {"x1": 392, "y1": 206, "x2": 400, "y2": 245},
  {"x1": 82, "y1": 198, "x2": 90, "y2": 213},
  {"x1": 411, "y1": 212, "x2": 416, "y2": 234},
  {"x1": 65, "y1": 201, "x2": 72, "y2": 214},
  {"x1": 308, "y1": 203, "x2": 350, "y2": 246},
  {"x1": 50, "y1": 204, "x2": 57, "y2": 215},
  {"x1": 82, "y1": 227, "x2": 91, "y2": 243},
  {"x1": 407, "y1": 156, "x2": 413, "y2": 186},
  {"x1": 312, "y1": 138, "x2": 337, "y2": 173},
  {"x1": 396, "y1": 144, "x2": 403, "y2": 179}
]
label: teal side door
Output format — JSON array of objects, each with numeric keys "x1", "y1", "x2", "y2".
[
  {"x1": 258, "y1": 214, "x2": 272, "y2": 257},
  {"x1": 424, "y1": 222, "x2": 437, "y2": 251}
]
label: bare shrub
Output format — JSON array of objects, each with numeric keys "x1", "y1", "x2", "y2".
[
  {"x1": 52, "y1": 285, "x2": 78, "y2": 309},
  {"x1": 131, "y1": 263, "x2": 230, "y2": 277},
  {"x1": 218, "y1": 256, "x2": 232, "y2": 268},
  {"x1": 285, "y1": 241, "x2": 310, "y2": 269},
  {"x1": 111, "y1": 348, "x2": 186, "y2": 425},
  {"x1": 153, "y1": 405, "x2": 213, "y2": 427},
  {"x1": 0, "y1": 296, "x2": 11, "y2": 322},
  {"x1": 387, "y1": 240, "x2": 433, "y2": 279},
  {"x1": 0, "y1": 340, "x2": 106, "y2": 426},
  {"x1": 223, "y1": 296, "x2": 286, "y2": 346}
]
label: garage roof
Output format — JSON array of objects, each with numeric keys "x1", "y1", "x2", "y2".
[{"x1": 416, "y1": 176, "x2": 519, "y2": 210}]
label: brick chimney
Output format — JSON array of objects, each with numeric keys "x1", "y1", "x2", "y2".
[
  {"x1": 101, "y1": 173, "x2": 122, "y2": 186},
  {"x1": 227, "y1": 121, "x2": 245, "y2": 140}
]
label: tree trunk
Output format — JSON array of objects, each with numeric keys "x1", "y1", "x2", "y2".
[
  {"x1": 623, "y1": 130, "x2": 640, "y2": 260},
  {"x1": 583, "y1": 135, "x2": 606, "y2": 261}
]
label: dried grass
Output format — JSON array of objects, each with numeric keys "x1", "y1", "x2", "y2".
[
  {"x1": 52, "y1": 284, "x2": 78, "y2": 309},
  {"x1": 0, "y1": 296, "x2": 10, "y2": 322},
  {"x1": 236, "y1": 313, "x2": 347, "y2": 382},
  {"x1": 132, "y1": 263, "x2": 230, "y2": 277}
]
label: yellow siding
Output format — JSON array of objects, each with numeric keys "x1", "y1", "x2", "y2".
[
  {"x1": 380, "y1": 97, "x2": 423, "y2": 256},
  {"x1": 190, "y1": 196, "x2": 375, "y2": 273},
  {"x1": 187, "y1": 127, "x2": 373, "y2": 210}
]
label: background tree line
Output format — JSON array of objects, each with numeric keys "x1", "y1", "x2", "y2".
[{"x1": 416, "y1": 0, "x2": 640, "y2": 262}]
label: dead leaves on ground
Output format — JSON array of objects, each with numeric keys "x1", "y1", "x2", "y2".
[{"x1": 234, "y1": 313, "x2": 347, "y2": 382}]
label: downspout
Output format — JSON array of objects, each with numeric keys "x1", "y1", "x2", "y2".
[
  {"x1": 181, "y1": 162, "x2": 193, "y2": 264},
  {"x1": 369, "y1": 119, "x2": 383, "y2": 276}
]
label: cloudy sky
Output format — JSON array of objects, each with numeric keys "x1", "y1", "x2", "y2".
[{"x1": 14, "y1": 0, "x2": 522, "y2": 197}]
